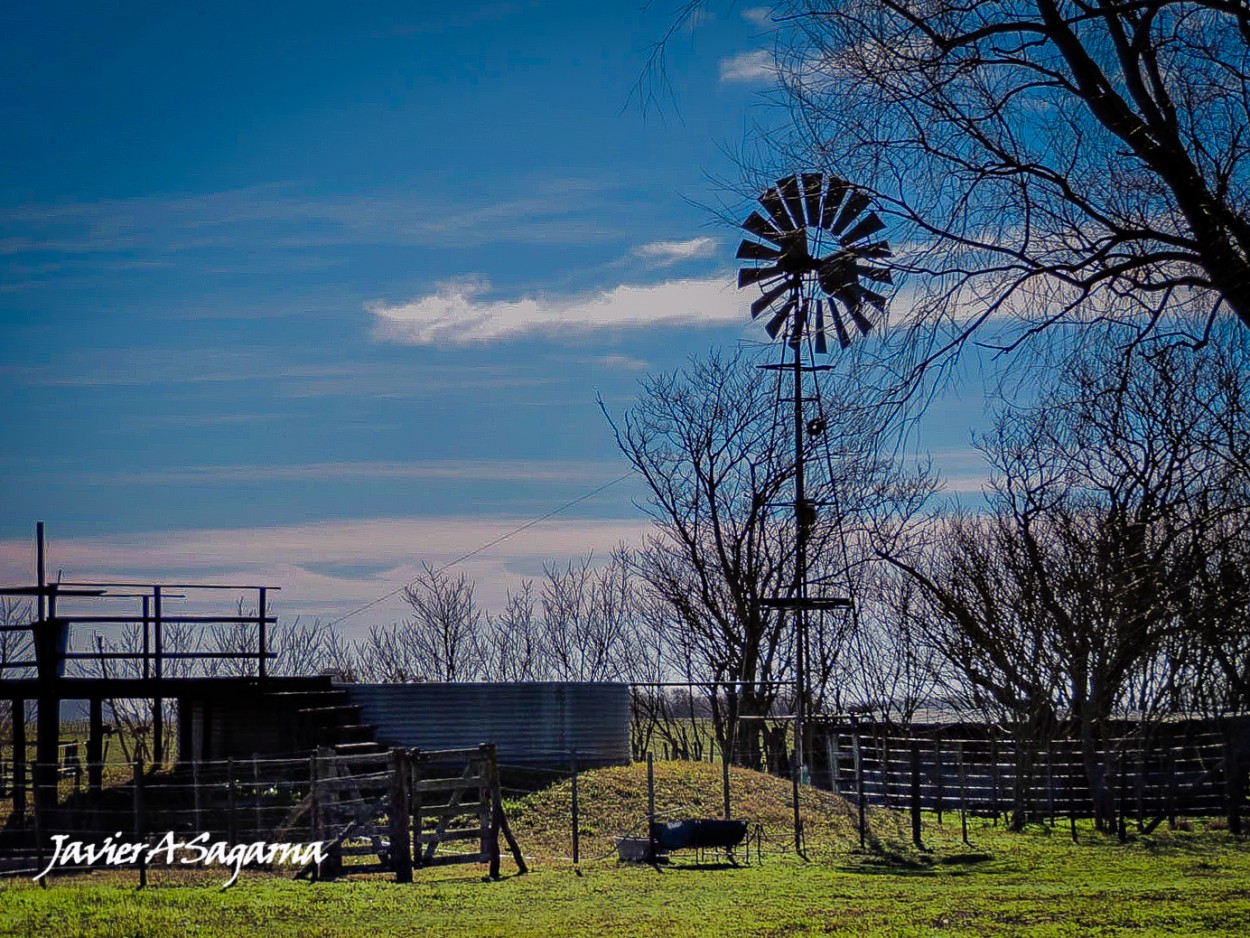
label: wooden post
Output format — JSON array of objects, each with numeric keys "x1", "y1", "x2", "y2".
[
  {"x1": 485, "y1": 744, "x2": 525, "y2": 877},
  {"x1": 87, "y1": 698, "x2": 103, "y2": 793},
  {"x1": 1046, "y1": 742, "x2": 1056, "y2": 827},
  {"x1": 192, "y1": 755, "x2": 202, "y2": 832},
  {"x1": 957, "y1": 741, "x2": 969, "y2": 847},
  {"x1": 722, "y1": 750, "x2": 732, "y2": 821},
  {"x1": 308, "y1": 753, "x2": 319, "y2": 881},
  {"x1": 853, "y1": 730, "x2": 866, "y2": 849},
  {"x1": 1067, "y1": 740, "x2": 1079, "y2": 844},
  {"x1": 1117, "y1": 752, "x2": 1128, "y2": 843},
  {"x1": 792, "y1": 746, "x2": 804, "y2": 857},
  {"x1": 1165, "y1": 748, "x2": 1178, "y2": 830},
  {"x1": 1226, "y1": 736, "x2": 1243, "y2": 837},
  {"x1": 253, "y1": 755, "x2": 262, "y2": 841},
  {"x1": 910, "y1": 742, "x2": 923, "y2": 849},
  {"x1": 12, "y1": 698, "x2": 26, "y2": 828},
  {"x1": 646, "y1": 752, "x2": 657, "y2": 864},
  {"x1": 990, "y1": 736, "x2": 1001, "y2": 825},
  {"x1": 411, "y1": 749, "x2": 424, "y2": 869},
  {"x1": 829, "y1": 732, "x2": 841, "y2": 796},
  {"x1": 390, "y1": 749, "x2": 412, "y2": 883},
  {"x1": 133, "y1": 761, "x2": 146, "y2": 889},
  {"x1": 934, "y1": 740, "x2": 944, "y2": 826},
  {"x1": 227, "y1": 757, "x2": 238, "y2": 846},
  {"x1": 570, "y1": 749, "x2": 580, "y2": 867}
]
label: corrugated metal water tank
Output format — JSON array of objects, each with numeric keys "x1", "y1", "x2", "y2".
[{"x1": 344, "y1": 682, "x2": 630, "y2": 768}]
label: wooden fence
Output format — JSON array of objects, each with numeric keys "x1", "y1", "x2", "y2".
[
  {"x1": 812, "y1": 726, "x2": 1249, "y2": 836},
  {"x1": 0, "y1": 743, "x2": 526, "y2": 884}
]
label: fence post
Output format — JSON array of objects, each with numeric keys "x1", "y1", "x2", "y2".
[
  {"x1": 309, "y1": 752, "x2": 320, "y2": 881},
  {"x1": 910, "y1": 742, "x2": 923, "y2": 850},
  {"x1": 990, "y1": 736, "x2": 1001, "y2": 825},
  {"x1": 1117, "y1": 751, "x2": 1128, "y2": 843},
  {"x1": 722, "y1": 750, "x2": 732, "y2": 821},
  {"x1": 570, "y1": 749, "x2": 580, "y2": 868},
  {"x1": 829, "y1": 732, "x2": 841, "y2": 796},
  {"x1": 1067, "y1": 740, "x2": 1079, "y2": 844},
  {"x1": 133, "y1": 761, "x2": 146, "y2": 889},
  {"x1": 11, "y1": 698, "x2": 26, "y2": 829},
  {"x1": 853, "y1": 729, "x2": 866, "y2": 850},
  {"x1": 390, "y1": 748, "x2": 412, "y2": 883},
  {"x1": 226, "y1": 757, "x2": 237, "y2": 846},
  {"x1": 646, "y1": 752, "x2": 656, "y2": 863},
  {"x1": 934, "y1": 740, "x2": 944, "y2": 826},
  {"x1": 411, "y1": 749, "x2": 424, "y2": 869},
  {"x1": 957, "y1": 741, "x2": 969, "y2": 847},
  {"x1": 1226, "y1": 736, "x2": 1244, "y2": 837}
]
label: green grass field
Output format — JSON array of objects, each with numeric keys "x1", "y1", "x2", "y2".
[{"x1": 2, "y1": 761, "x2": 1248, "y2": 937}]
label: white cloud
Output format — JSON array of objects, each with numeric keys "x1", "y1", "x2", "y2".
[
  {"x1": 0, "y1": 516, "x2": 654, "y2": 639},
  {"x1": 86, "y1": 459, "x2": 624, "y2": 486},
  {"x1": 719, "y1": 49, "x2": 775, "y2": 83},
  {"x1": 742, "y1": 7, "x2": 773, "y2": 26},
  {"x1": 633, "y1": 237, "x2": 718, "y2": 266},
  {"x1": 367, "y1": 275, "x2": 740, "y2": 346}
]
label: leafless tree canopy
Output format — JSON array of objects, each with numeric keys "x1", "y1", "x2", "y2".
[
  {"x1": 884, "y1": 325, "x2": 1250, "y2": 826},
  {"x1": 738, "y1": 1, "x2": 1250, "y2": 379}
]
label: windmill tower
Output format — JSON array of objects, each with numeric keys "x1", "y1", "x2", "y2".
[{"x1": 735, "y1": 174, "x2": 892, "y2": 811}]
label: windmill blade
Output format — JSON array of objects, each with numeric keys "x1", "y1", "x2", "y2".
[
  {"x1": 813, "y1": 299, "x2": 828, "y2": 354},
  {"x1": 764, "y1": 296, "x2": 797, "y2": 339},
  {"x1": 736, "y1": 240, "x2": 782, "y2": 261},
  {"x1": 854, "y1": 239, "x2": 892, "y2": 259},
  {"x1": 831, "y1": 190, "x2": 871, "y2": 235},
  {"x1": 743, "y1": 211, "x2": 787, "y2": 246},
  {"x1": 840, "y1": 211, "x2": 886, "y2": 246},
  {"x1": 738, "y1": 265, "x2": 783, "y2": 288},
  {"x1": 828, "y1": 301, "x2": 852, "y2": 349},
  {"x1": 778, "y1": 175, "x2": 808, "y2": 229},
  {"x1": 759, "y1": 187, "x2": 796, "y2": 232},
  {"x1": 835, "y1": 289, "x2": 874, "y2": 335},
  {"x1": 818, "y1": 178, "x2": 849, "y2": 229},
  {"x1": 855, "y1": 263, "x2": 893, "y2": 285},
  {"x1": 858, "y1": 285, "x2": 888, "y2": 310},
  {"x1": 801, "y1": 174, "x2": 823, "y2": 228},
  {"x1": 750, "y1": 279, "x2": 792, "y2": 319}
]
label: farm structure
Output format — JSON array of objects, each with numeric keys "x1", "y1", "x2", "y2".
[{"x1": 0, "y1": 524, "x2": 622, "y2": 880}]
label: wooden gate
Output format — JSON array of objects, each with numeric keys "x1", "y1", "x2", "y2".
[{"x1": 282, "y1": 743, "x2": 526, "y2": 881}]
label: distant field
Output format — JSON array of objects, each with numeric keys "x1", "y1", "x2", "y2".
[{"x1": 2, "y1": 760, "x2": 1249, "y2": 937}]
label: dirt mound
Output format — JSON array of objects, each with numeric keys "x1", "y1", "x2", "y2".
[{"x1": 506, "y1": 760, "x2": 859, "y2": 862}]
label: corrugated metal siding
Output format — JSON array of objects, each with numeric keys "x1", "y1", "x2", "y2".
[{"x1": 345, "y1": 682, "x2": 630, "y2": 768}]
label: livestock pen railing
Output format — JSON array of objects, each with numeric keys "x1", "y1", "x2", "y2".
[{"x1": 0, "y1": 744, "x2": 526, "y2": 886}]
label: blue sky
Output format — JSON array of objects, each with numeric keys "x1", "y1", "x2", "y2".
[{"x1": 1, "y1": 2, "x2": 993, "y2": 632}]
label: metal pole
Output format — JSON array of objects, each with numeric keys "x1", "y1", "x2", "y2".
[
  {"x1": 790, "y1": 298, "x2": 808, "y2": 783},
  {"x1": 570, "y1": 749, "x2": 580, "y2": 867}
]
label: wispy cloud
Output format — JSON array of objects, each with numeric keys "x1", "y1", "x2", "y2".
[
  {"x1": 742, "y1": 7, "x2": 774, "y2": 26},
  {"x1": 719, "y1": 49, "x2": 775, "y2": 83},
  {"x1": 633, "y1": 236, "x2": 717, "y2": 266},
  {"x1": 0, "y1": 516, "x2": 653, "y2": 635},
  {"x1": 86, "y1": 458, "x2": 625, "y2": 486},
  {"x1": 367, "y1": 275, "x2": 740, "y2": 346}
]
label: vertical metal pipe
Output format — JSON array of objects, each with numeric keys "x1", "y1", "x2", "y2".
[{"x1": 257, "y1": 587, "x2": 268, "y2": 680}]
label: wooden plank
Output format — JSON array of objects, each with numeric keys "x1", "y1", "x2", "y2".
[
  {"x1": 423, "y1": 852, "x2": 486, "y2": 867},
  {"x1": 416, "y1": 775, "x2": 484, "y2": 793},
  {"x1": 415, "y1": 827, "x2": 483, "y2": 844},
  {"x1": 414, "y1": 747, "x2": 487, "y2": 762}
]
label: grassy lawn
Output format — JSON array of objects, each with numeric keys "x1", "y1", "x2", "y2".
[
  {"x1": 2, "y1": 817, "x2": 1248, "y2": 937},
  {"x1": 2, "y1": 760, "x2": 1248, "y2": 936}
]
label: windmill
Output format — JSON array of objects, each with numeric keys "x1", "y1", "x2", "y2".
[{"x1": 736, "y1": 173, "x2": 892, "y2": 817}]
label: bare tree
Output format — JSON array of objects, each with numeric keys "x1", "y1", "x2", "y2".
[
  {"x1": 752, "y1": 0, "x2": 1250, "y2": 376},
  {"x1": 886, "y1": 325, "x2": 1250, "y2": 827},
  {"x1": 359, "y1": 564, "x2": 486, "y2": 682},
  {"x1": 606, "y1": 349, "x2": 931, "y2": 767}
]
